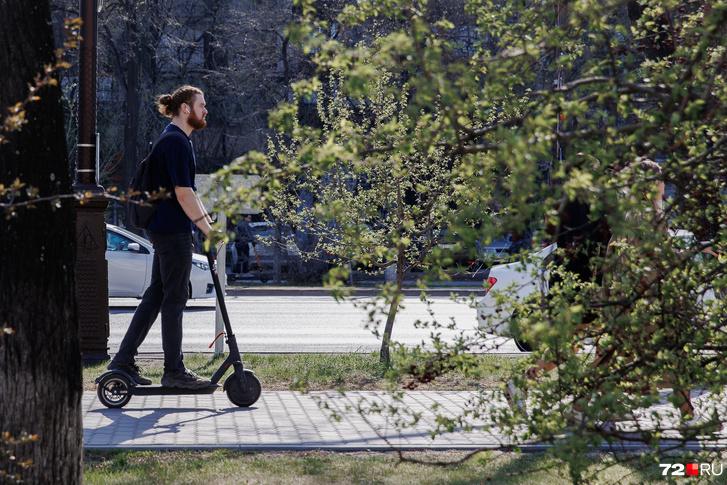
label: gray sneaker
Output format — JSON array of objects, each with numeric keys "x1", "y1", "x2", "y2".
[{"x1": 161, "y1": 368, "x2": 213, "y2": 389}]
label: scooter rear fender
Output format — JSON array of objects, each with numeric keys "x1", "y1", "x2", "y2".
[{"x1": 95, "y1": 369, "x2": 137, "y2": 386}]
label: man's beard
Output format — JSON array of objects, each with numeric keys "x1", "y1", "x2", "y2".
[{"x1": 188, "y1": 111, "x2": 207, "y2": 130}]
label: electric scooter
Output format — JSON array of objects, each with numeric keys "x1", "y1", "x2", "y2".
[{"x1": 95, "y1": 250, "x2": 262, "y2": 409}]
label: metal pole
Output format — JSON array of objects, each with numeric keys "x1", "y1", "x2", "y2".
[
  {"x1": 75, "y1": 0, "x2": 110, "y2": 362},
  {"x1": 95, "y1": 132, "x2": 100, "y2": 185},
  {"x1": 214, "y1": 212, "x2": 227, "y2": 355},
  {"x1": 77, "y1": 0, "x2": 100, "y2": 190}
]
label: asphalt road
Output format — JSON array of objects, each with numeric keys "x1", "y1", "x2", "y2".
[{"x1": 109, "y1": 295, "x2": 519, "y2": 354}]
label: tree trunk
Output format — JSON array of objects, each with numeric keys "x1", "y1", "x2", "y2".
[
  {"x1": 379, "y1": 246, "x2": 405, "y2": 366},
  {"x1": 0, "y1": 1, "x2": 82, "y2": 483},
  {"x1": 122, "y1": 53, "x2": 140, "y2": 191},
  {"x1": 380, "y1": 179, "x2": 406, "y2": 365}
]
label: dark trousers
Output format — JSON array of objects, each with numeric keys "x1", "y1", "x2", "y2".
[
  {"x1": 113, "y1": 232, "x2": 192, "y2": 373},
  {"x1": 236, "y1": 242, "x2": 250, "y2": 273}
]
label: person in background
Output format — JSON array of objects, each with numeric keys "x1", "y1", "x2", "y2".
[{"x1": 235, "y1": 214, "x2": 255, "y2": 274}]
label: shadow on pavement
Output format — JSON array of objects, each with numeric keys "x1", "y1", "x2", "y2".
[{"x1": 86, "y1": 406, "x2": 258, "y2": 444}]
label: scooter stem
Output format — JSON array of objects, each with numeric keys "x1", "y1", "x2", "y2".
[{"x1": 206, "y1": 250, "x2": 236, "y2": 338}]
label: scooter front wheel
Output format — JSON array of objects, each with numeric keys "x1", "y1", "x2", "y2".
[
  {"x1": 97, "y1": 373, "x2": 132, "y2": 408},
  {"x1": 225, "y1": 370, "x2": 261, "y2": 407}
]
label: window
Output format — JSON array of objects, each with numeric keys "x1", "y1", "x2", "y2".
[{"x1": 106, "y1": 230, "x2": 134, "y2": 252}]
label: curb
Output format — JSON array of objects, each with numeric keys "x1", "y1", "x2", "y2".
[{"x1": 225, "y1": 287, "x2": 486, "y2": 297}]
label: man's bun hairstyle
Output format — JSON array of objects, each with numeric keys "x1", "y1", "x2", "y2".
[{"x1": 156, "y1": 85, "x2": 203, "y2": 118}]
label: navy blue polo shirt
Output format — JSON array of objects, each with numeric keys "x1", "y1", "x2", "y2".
[{"x1": 147, "y1": 124, "x2": 197, "y2": 234}]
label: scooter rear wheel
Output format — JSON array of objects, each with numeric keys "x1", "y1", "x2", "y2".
[
  {"x1": 97, "y1": 373, "x2": 132, "y2": 408},
  {"x1": 225, "y1": 370, "x2": 261, "y2": 407}
]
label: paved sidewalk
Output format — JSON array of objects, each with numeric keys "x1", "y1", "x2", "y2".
[
  {"x1": 83, "y1": 390, "x2": 727, "y2": 451},
  {"x1": 83, "y1": 391, "x2": 501, "y2": 450}
]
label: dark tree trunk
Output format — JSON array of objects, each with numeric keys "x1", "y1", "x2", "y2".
[
  {"x1": 0, "y1": 1, "x2": 82, "y2": 483},
  {"x1": 122, "y1": 53, "x2": 140, "y2": 190}
]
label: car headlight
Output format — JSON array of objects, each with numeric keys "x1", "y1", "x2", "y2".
[{"x1": 192, "y1": 261, "x2": 209, "y2": 271}]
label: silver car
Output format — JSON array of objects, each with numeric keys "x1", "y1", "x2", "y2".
[{"x1": 106, "y1": 224, "x2": 214, "y2": 299}]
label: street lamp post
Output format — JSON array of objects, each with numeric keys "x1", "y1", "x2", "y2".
[{"x1": 74, "y1": 0, "x2": 109, "y2": 362}]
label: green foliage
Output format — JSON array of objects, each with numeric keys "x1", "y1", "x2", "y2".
[
  {"x1": 215, "y1": 0, "x2": 726, "y2": 480},
  {"x1": 221, "y1": 70, "x2": 466, "y2": 275},
  {"x1": 216, "y1": 66, "x2": 475, "y2": 363}
]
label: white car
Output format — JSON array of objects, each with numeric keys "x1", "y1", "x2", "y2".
[
  {"x1": 477, "y1": 231, "x2": 718, "y2": 352},
  {"x1": 106, "y1": 224, "x2": 214, "y2": 299},
  {"x1": 476, "y1": 243, "x2": 555, "y2": 351}
]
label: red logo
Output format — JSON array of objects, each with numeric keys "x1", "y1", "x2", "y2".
[{"x1": 686, "y1": 463, "x2": 700, "y2": 476}]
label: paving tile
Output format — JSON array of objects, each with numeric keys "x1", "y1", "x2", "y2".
[{"x1": 83, "y1": 390, "x2": 727, "y2": 450}]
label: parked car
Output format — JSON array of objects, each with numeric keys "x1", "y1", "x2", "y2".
[
  {"x1": 235, "y1": 222, "x2": 300, "y2": 279},
  {"x1": 477, "y1": 230, "x2": 718, "y2": 352},
  {"x1": 106, "y1": 224, "x2": 214, "y2": 299},
  {"x1": 433, "y1": 228, "x2": 488, "y2": 270},
  {"x1": 437, "y1": 230, "x2": 519, "y2": 270},
  {"x1": 476, "y1": 243, "x2": 555, "y2": 351},
  {"x1": 477, "y1": 236, "x2": 513, "y2": 261}
]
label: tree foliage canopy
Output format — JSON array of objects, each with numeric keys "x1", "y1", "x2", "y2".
[{"x1": 216, "y1": 0, "x2": 725, "y2": 478}]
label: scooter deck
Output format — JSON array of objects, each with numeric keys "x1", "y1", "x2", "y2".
[{"x1": 130, "y1": 384, "x2": 220, "y2": 396}]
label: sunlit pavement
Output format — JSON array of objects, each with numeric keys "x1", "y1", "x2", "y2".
[
  {"x1": 109, "y1": 296, "x2": 520, "y2": 354},
  {"x1": 84, "y1": 389, "x2": 727, "y2": 450}
]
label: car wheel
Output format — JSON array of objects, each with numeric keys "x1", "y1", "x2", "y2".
[
  {"x1": 510, "y1": 311, "x2": 533, "y2": 352},
  {"x1": 513, "y1": 338, "x2": 533, "y2": 352}
]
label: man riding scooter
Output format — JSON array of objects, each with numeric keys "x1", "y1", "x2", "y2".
[{"x1": 108, "y1": 85, "x2": 218, "y2": 390}]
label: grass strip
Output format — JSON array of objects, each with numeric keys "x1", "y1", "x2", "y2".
[
  {"x1": 83, "y1": 449, "x2": 674, "y2": 485},
  {"x1": 84, "y1": 353, "x2": 518, "y2": 391}
]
